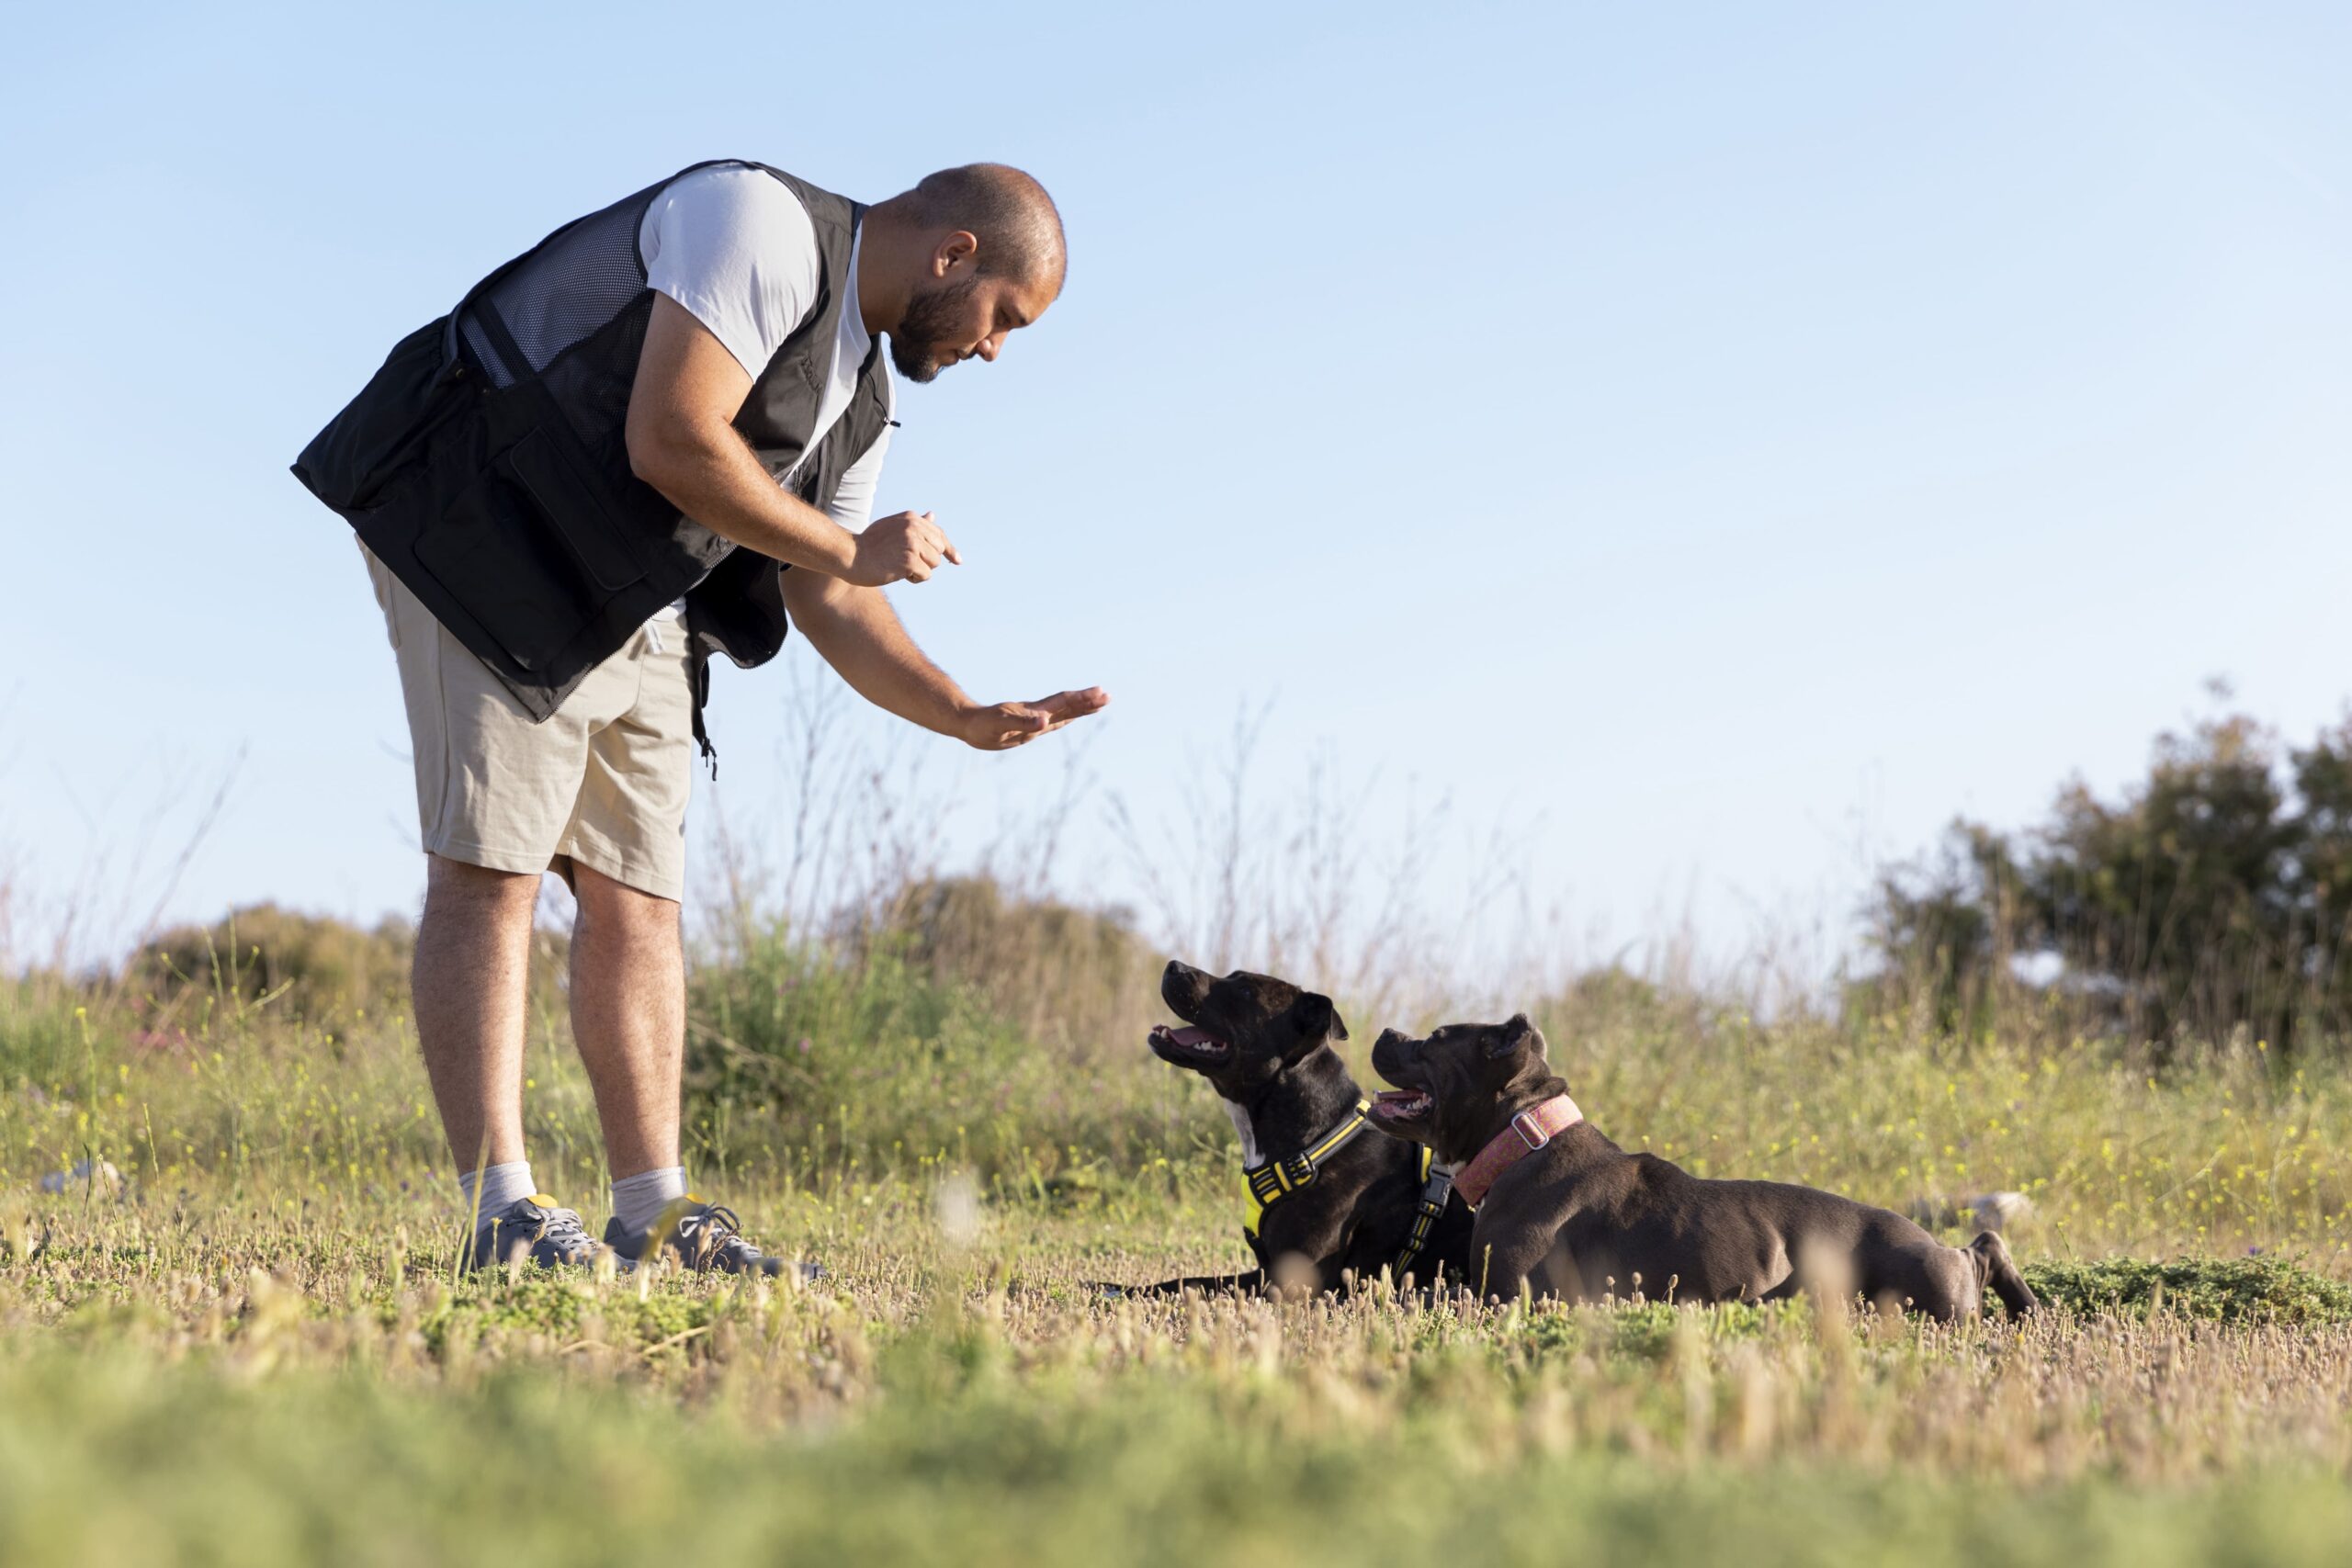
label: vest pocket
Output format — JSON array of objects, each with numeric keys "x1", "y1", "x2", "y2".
[
  {"x1": 413, "y1": 425, "x2": 648, "y2": 671},
  {"x1": 292, "y1": 316, "x2": 464, "y2": 514},
  {"x1": 502, "y1": 426, "x2": 643, "y2": 592}
]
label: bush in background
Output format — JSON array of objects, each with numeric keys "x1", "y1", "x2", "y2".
[
  {"x1": 684, "y1": 912, "x2": 1193, "y2": 1186},
  {"x1": 134, "y1": 904, "x2": 416, "y2": 1025},
  {"x1": 859, "y1": 875, "x2": 1166, "y2": 1061},
  {"x1": 130, "y1": 904, "x2": 570, "y2": 1034}
]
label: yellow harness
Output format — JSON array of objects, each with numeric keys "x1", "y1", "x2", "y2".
[
  {"x1": 1239, "y1": 1100, "x2": 1456, "y2": 1281},
  {"x1": 1241, "y1": 1099, "x2": 1374, "y2": 1235}
]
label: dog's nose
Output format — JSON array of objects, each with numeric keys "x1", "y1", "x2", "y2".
[{"x1": 1163, "y1": 960, "x2": 1197, "y2": 983}]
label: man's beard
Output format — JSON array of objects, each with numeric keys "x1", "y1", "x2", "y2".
[{"x1": 888, "y1": 275, "x2": 981, "y2": 383}]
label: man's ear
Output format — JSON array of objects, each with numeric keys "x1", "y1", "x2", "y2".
[
  {"x1": 1295, "y1": 991, "x2": 1347, "y2": 1044},
  {"x1": 935, "y1": 230, "x2": 979, "y2": 276},
  {"x1": 1487, "y1": 1012, "x2": 1545, "y2": 1060}
]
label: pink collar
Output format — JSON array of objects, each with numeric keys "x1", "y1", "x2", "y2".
[{"x1": 1453, "y1": 1094, "x2": 1582, "y2": 1210}]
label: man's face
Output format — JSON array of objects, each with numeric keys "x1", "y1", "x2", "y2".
[{"x1": 888, "y1": 267, "x2": 1056, "y2": 384}]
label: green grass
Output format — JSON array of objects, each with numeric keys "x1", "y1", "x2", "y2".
[
  {"x1": 6, "y1": 1345, "x2": 2352, "y2": 1568},
  {"x1": 7, "y1": 1194, "x2": 2352, "y2": 1567},
  {"x1": 10, "y1": 928, "x2": 2352, "y2": 1565}
]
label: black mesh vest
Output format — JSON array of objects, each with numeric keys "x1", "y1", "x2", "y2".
[{"x1": 291, "y1": 161, "x2": 893, "y2": 750}]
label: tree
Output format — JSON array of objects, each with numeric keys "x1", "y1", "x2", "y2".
[{"x1": 1865, "y1": 710, "x2": 2352, "y2": 1055}]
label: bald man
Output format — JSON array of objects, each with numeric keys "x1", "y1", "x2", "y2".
[{"x1": 294, "y1": 160, "x2": 1103, "y2": 1277}]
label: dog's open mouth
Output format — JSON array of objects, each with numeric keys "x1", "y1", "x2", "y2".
[
  {"x1": 1148, "y1": 1023, "x2": 1232, "y2": 1064},
  {"x1": 1370, "y1": 1089, "x2": 1433, "y2": 1121}
]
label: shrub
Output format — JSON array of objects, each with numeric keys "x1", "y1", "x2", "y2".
[
  {"x1": 684, "y1": 918, "x2": 1198, "y2": 1184},
  {"x1": 857, "y1": 876, "x2": 1165, "y2": 1061},
  {"x1": 134, "y1": 904, "x2": 416, "y2": 1025},
  {"x1": 2023, "y1": 1256, "x2": 2352, "y2": 1325}
]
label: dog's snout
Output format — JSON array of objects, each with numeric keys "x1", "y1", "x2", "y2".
[{"x1": 1159, "y1": 960, "x2": 1211, "y2": 1016}]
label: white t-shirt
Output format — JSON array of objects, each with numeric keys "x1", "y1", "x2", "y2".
[{"x1": 638, "y1": 164, "x2": 894, "y2": 622}]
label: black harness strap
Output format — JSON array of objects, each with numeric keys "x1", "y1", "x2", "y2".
[{"x1": 1389, "y1": 1153, "x2": 1455, "y2": 1282}]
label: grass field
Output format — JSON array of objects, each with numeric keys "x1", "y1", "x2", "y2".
[{"x1": 7, "y1": 908, "x2": 2352, "y2": 1565}]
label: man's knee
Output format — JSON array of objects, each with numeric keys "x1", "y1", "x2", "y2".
[
  {"x1": 424, "y1": 854, "x2": 541, "y2": 922},
  {"x1": 571, "y1": 863, "x2": 680, "y2": 933}
]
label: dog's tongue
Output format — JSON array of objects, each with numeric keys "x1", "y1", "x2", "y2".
[
  {"x1": 1374, "y1": 1089, "x2": 1424, "y2": 1110},
  {"x1": 1162, "y1": 1026, "x2": 1217, "y2": 1048}
]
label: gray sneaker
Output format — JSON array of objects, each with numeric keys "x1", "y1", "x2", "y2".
[
  {"x1": 603, "y1": 1199, "x2": 821, "y2": 1283},
  {"x1": 469, "y1": 1194, "x2": 611, "y2": 1269}
]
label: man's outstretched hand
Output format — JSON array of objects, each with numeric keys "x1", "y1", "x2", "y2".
[{"x1": 957, "y1": 688, "x2": 1111, "y2": 750}]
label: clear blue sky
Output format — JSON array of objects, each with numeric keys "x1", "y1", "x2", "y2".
[{"x1": 3, "y1": 2, "x2": 2347, "y2": 979}]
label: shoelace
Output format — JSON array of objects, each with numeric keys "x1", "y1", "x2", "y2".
[
  {"x1": 522, "y1": 1202, "x2": 600, "y2": 1260},
  {"x1": 674, "y1": 1203, "x2": 763, "y2": 1267}
]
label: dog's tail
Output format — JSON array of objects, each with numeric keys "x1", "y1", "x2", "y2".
[{"x1": 1968, "y1": 1230, "x2": 2038, "y2": 1316}]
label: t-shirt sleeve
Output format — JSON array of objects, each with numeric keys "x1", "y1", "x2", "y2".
[
  {"x1": 826, "y1": 416, "x2": 891, "y2": 529},
  {"x1": 639, "y1": 166, "x2": 820, "y2": 378}
]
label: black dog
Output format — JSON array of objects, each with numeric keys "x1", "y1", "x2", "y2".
[
  {"x1": 1367, "y1": 1013, "x2": 2037, "y2": 1320},
  {"x1": 1124, "y1": 961, "x2": 1473, "y2": 1296}
]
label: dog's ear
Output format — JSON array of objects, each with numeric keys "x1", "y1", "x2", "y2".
[
  {"x1": 1488, "y1": 1012, "x2": 1545, "y2": 1060},
  {"x1": 1294, "y1": 991, "x2": 1347, "y2": 1044}
]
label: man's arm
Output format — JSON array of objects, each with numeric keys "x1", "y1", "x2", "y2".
[
  {"x1": 624, "y1": 294, "x2": 956, "y2": 587},
  {"x1": 781, "y1": 570, "x2": 1108, "y2": 750}
]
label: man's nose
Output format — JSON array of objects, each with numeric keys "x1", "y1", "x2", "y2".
[{"x1": 975, "y1": 333, "x2": 1002, "y2": 363}]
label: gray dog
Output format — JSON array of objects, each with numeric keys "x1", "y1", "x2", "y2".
[{"x1": 1366, "y1": 1013, "x2": 2037, "y2": 1320}]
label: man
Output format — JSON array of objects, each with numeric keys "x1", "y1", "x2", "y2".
[{"x1": 294, "y1": 159, "x2": 1104, "y2": 1276}]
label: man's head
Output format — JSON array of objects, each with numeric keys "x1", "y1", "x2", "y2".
[{"x1": 871, "y1": 163, "x2": 1066, "y2": 383}]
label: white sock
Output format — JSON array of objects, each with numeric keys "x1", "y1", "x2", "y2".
[
  {"x1": 611, "y1": 1166, "x2": 690, "y2": 1236},
  {"x1": 458, "y1": 1160, "x2": 539, "y2": 1229}
]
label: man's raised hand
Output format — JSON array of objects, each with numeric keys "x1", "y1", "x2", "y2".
[
  {"x1": 957, "y1": 688, "x2": 1111, "y2": 751},
  {"x1": 846, "y1": 510, "x2": 962, "y2": 586}
]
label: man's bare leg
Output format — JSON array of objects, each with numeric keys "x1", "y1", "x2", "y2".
[
  {"x1": 571, "y1": 863, "x2": 807, "y2": 1278},
  {"x1": 414, "y1": 855, "x2": 605, "y2": 1267},
  {"x1": 413, "y1": 853, "x2": 541, "y2": 1172},
  {"x1": 568, "y1": 863, "x2": 685, "y2": 1180}
]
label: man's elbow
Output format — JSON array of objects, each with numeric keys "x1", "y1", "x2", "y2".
[
  {"x1": 624, "y1": 415, "x2": 703, "y2": 499},
  {"x1": 624, "y1": 432, "x2": 679, "y2": 495}
]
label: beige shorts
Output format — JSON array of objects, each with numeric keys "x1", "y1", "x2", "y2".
[{"x1": 362, "y1": 545, "x2": 694, "y2": 901}]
